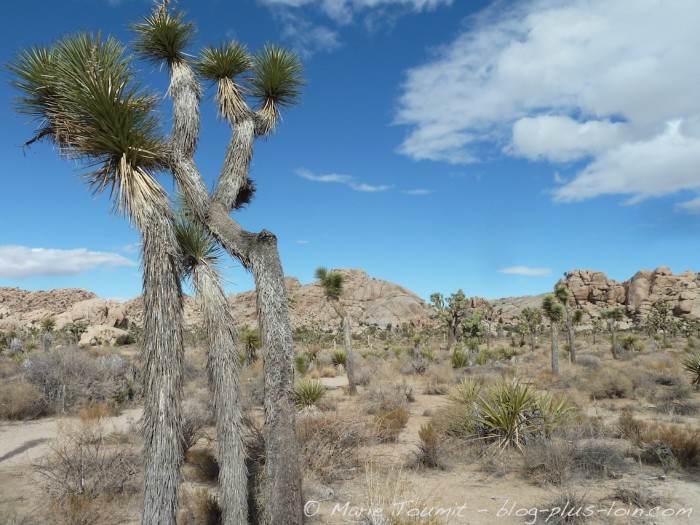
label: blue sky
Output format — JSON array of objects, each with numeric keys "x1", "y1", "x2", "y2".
[{"x1": 1, "y1": 0, "x2": 699, "y2": 302}]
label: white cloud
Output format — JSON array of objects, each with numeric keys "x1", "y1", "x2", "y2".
[
  {"x1": 259, "y1": 0, "x2": 452, "y2": 24},
  {"x1": 277, "y1": 10, "x2": 341, "y2": 57},
  {"x1": 296, "y1": 168, "x2": 392, "y2": 192},
  {"x1": 552, "y1": 121, "x2": 700, "y2": 203},
  {"x1": 0, "y1": 245, "x2": 137, "y2": 279},
  {"x1": 295, "y1": 240, "x2": 311, "y2": 244},
  {"x1": 395, "y1": 0, "x2": 700, "y2": 203},
  {"x1": 402, "y1": 188, "x2": 432, "y2": 195},
  {"x1": 499, "y1": 266, "x2": 552, "y2": 277},
  {"x1": 676, "y1": 197, "x2": 700, "y2": 215}
]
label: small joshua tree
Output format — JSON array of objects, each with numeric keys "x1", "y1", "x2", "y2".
[
  {"x1": 601, "y1": 307, "x2": 626, "y2": 359},
  {"x1": 542, "y1": 295, "x2": 566, "y2": 375},
  {"x1": 430, "y1": 290, "x2": 470, "y2": 352},
  {"x1": 315, "y1": 267, "x2": 357, "y2": 395},
  {"x1": 520, "y1": 307, "x2": 543, "y2": 353}
]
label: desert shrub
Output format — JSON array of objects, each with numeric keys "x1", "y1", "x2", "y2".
[
  {"x1": 619, "y1": 411, "x2": 700, "y2": 468},
  {"x1": 475, "y1": 348, "x2": 493, "y2": 365},
  {"x1": 522, "y1": 438, "x2": 575, "y2": 485},
  {"x1": 0, "y1": 380, "x2": 45, "y2": 420},
  {"x1": 240, "y1": 359, "x2": 265, "y2": 410},
  {"x1": 587, "y1": 368, "x2": 634, "y2": 399},
  {"x1": 297, "y1": 414, "x2": 367, "y2": 482},
  {"x1": 294, "y1": 353, "x2": 309, "y2": 375},
  {"x1": 414, "y1": 423, "x2": 444, "y2": 470},
  {"x1": 179, "y1": 488, "x2": 221, "y2": 525},
  {"x1": 682, "y1": 351, "x2": 700, "y2": 388},
  {"x1": 532, "y1": 491, "x2": 591, "y2": 525},
  {"x1": 181, "y1": 398, "x2": 214, "y2": 455},
  {"x1": 294, "y1": 379, "x2": 326, "y2": 410},
  {"x1": 331, "y1": 349, "x2": 346, "y2": 367},
  {"x1": 423, "y1": 364, "x2": 455, "y2": 395},
  {"x1": 611, "y1": 484, "x2": 662, "y2": 509},
  {"x1": 185, "y1": 448, "x2": 220, "y2": 482},
  {"x1": 621, "y1": 334, "x2": 644, "y2": 352},
  {"x1": 34, "y1": 417, "x2": 140, "y2": 502},
  {"x1": 373, "y1": 406, "x2": 410, "y2": 443},
  {"x1": 576, "y1": 355, "x2": 601, "y2": 369},
  {"x1": 42, "y1": 494, "x2": 129, "y2": 525},
  {"x1": 21, "y1": 349, "x2": 130, "y2": 413},
  {"x1": 366, "y1": 382, "x2": 413, "y2": 416},
  {"x1": 442, "y1": 378, "x2": 576, "y2": 451},
  {"x1": 319, "y1": 365, "x2": 336, "y2": 378},
  {"x1": 572, "y1": 441, "x2": 628, "y2": 478},
  {"x1": 451, "y1": 347, "x2": 469, "y2": 368}
]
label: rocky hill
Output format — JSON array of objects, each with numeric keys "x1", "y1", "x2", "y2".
[
  {"x1": 1, "y1": 266, "x2": 698, "y2": 346},
  {"x1": 560, "y1": 266, "x2": 700, "y2": 321}
]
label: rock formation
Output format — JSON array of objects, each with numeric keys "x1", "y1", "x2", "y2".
[{"x1": 560, "y1": 267, "x2": 700, "y2": 321}]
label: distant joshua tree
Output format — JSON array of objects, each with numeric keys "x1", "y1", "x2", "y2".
[
  {"x1": 315, "y1": 267, "x2": 357, "y2": 395},
  {"x1": 542, "y1": 295, "x2": 566, "y2": 375},
  {"x1": 601, "y1": 307, "x2": 626, "y2": 359},
  {"x1": 553, "y1": 283, "x2": 582, "y2": 364},
  {"x1": 430, "y1": 290, "x2": 470, "y2": 352},
  {"x1": 520, "y1": 307, "x2": 543, "y2": 353}
]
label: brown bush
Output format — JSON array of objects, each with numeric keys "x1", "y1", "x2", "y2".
[
  {"x1": 619, "y1": 411, "x2": 700, "y2": 469},
  {"x1": 179, "y1": 488, "x2": 221, "y2": 525},
  {"x1": 587, "y1": 368, "x2": 634, "y2": 399},
  {"x1": 0, "y1": 380, "x2": 44, "y2": 420},
  {"x1": 373, "y1": 407, "x2": 410, "y2": 443},
  {"x1": 33, "y1": 418, "x2": 140, "y2": 501},
  {"x1": 297, "y1": 413, "x2": 367, "y2": 483},
  {"x1": 185, "y1": 448, "x2": 219, "y2": 483}
]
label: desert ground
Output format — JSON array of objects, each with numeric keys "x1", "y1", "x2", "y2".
[{"x1": 1, "y1": 321, "x2": 699, "y2": 525}]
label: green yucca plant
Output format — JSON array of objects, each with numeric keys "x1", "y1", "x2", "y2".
[
  {"x1": 682, "y1": 351, "x2": 700, "y2": 389},
  {"x1": 448, "y1": 378, "x2": 480, "y2": 405},
  {"x1": 294, "y1": 379, "x2": 326, "y2": 410},
  {"x1": 331, "y1": 349, "x2": 346, "y2": 367},
  {"x1": 450, "y1": 347, "x2": 469, "y2": 369},
  {"x1": 473, "y1": 379, "x2": 539, "y2": 452},
  {"x1": 294, "y1": 354, "x2": 310, "y2": 376}
]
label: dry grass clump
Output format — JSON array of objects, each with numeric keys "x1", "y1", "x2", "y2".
[
  {"x1": 181, "y1": 396, "x2": 214, "y2": 455},
  {"x1": 586, "y1": 368, "x2": 634, "y2": 399},
  {"x1": 412, "y1": 423, "x2": 445, "y2": 470},
  {"x1": 360, "y1": 461, "x2": 450, "y2": 525},
  {"x1": 619, "y1": 410, "x2": 700, "y2": 469},
  {"x1": 531, "y1": 491, "x2": 591, "y2": 525},
  {"x1": 423, "y1": 364, "x2": 455, "y2": 395},
  {"x1": 365, "y1": 382, "x2": 413, "y2": 443},
  {"x1": 610, "y1": 484, "x2": 662, "y2": 509},
  {"x1": 297, "y1": 413, "x2": 368, "y2": 483},
  {"x1": 0, "y1": 380, "x2": 45, "y2": 420}
]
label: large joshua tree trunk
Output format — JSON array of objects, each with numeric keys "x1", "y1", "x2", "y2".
[
  {"x1": 168, "y1": 61, "x2": 302, "y2": 525},
  {"x1": 192, "y1": 263, "x2": 247, "y2": 524},
  {"x1": 138, "y1": 204, "x2": 185, "y2": 525}
]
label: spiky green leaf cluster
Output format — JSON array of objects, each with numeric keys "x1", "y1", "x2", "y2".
[
  {"x1": 315, "y1": 267, "x2": 344, "y2": 300},
  {"x1": 175, "y1": 213, "x2": 221, "y2": 273},
  {"x1": 249, "y1": 44, "x2": 304, "y2": 110},
  {"x1": 7, "y1": 32, "x2": 166, "y2": 217},
  {"x1": 132, "y1": 10, "x2": 195, "y2": 65},
  {"x1": 196, "y1": 42, "x2": 251, "y2": 82}
]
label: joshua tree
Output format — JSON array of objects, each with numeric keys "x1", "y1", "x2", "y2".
[
  {"x1": 430, "y1": 289, "x2": 470, "y2": 352},
  {"x1": 554, "y1": 283, "x2": 579, "y2": 363},
  {"x1": 240, "y1": 325, "x2": 261, "y2": 364},
  {"x1": 9, "y1": 4, "x2": 304, "y2": 524},
  {"x1": 601, "y1": 307, "x2": 626, "y2": 359},
  {"x1": 175, "y1": 214, "x2": 247, "y2": 524},
  {"x1": 645, "y1": 302, "x2": 676, "y2": 347},
  {"x1": 40, "y1": 317, "x2": 56, "y2": 351},
  {"x1": 520, "y1": 307, "x2": 542, "y2": 353},
  {"x1": 315, "y1": 267, "x2": 357, "y2": 395},
  {"x1": 591, "y1": 318, "x2": 603, "y2": 344},
  {"x1": 542, "y1": 295, "x2": 566, "y2": 375}
]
